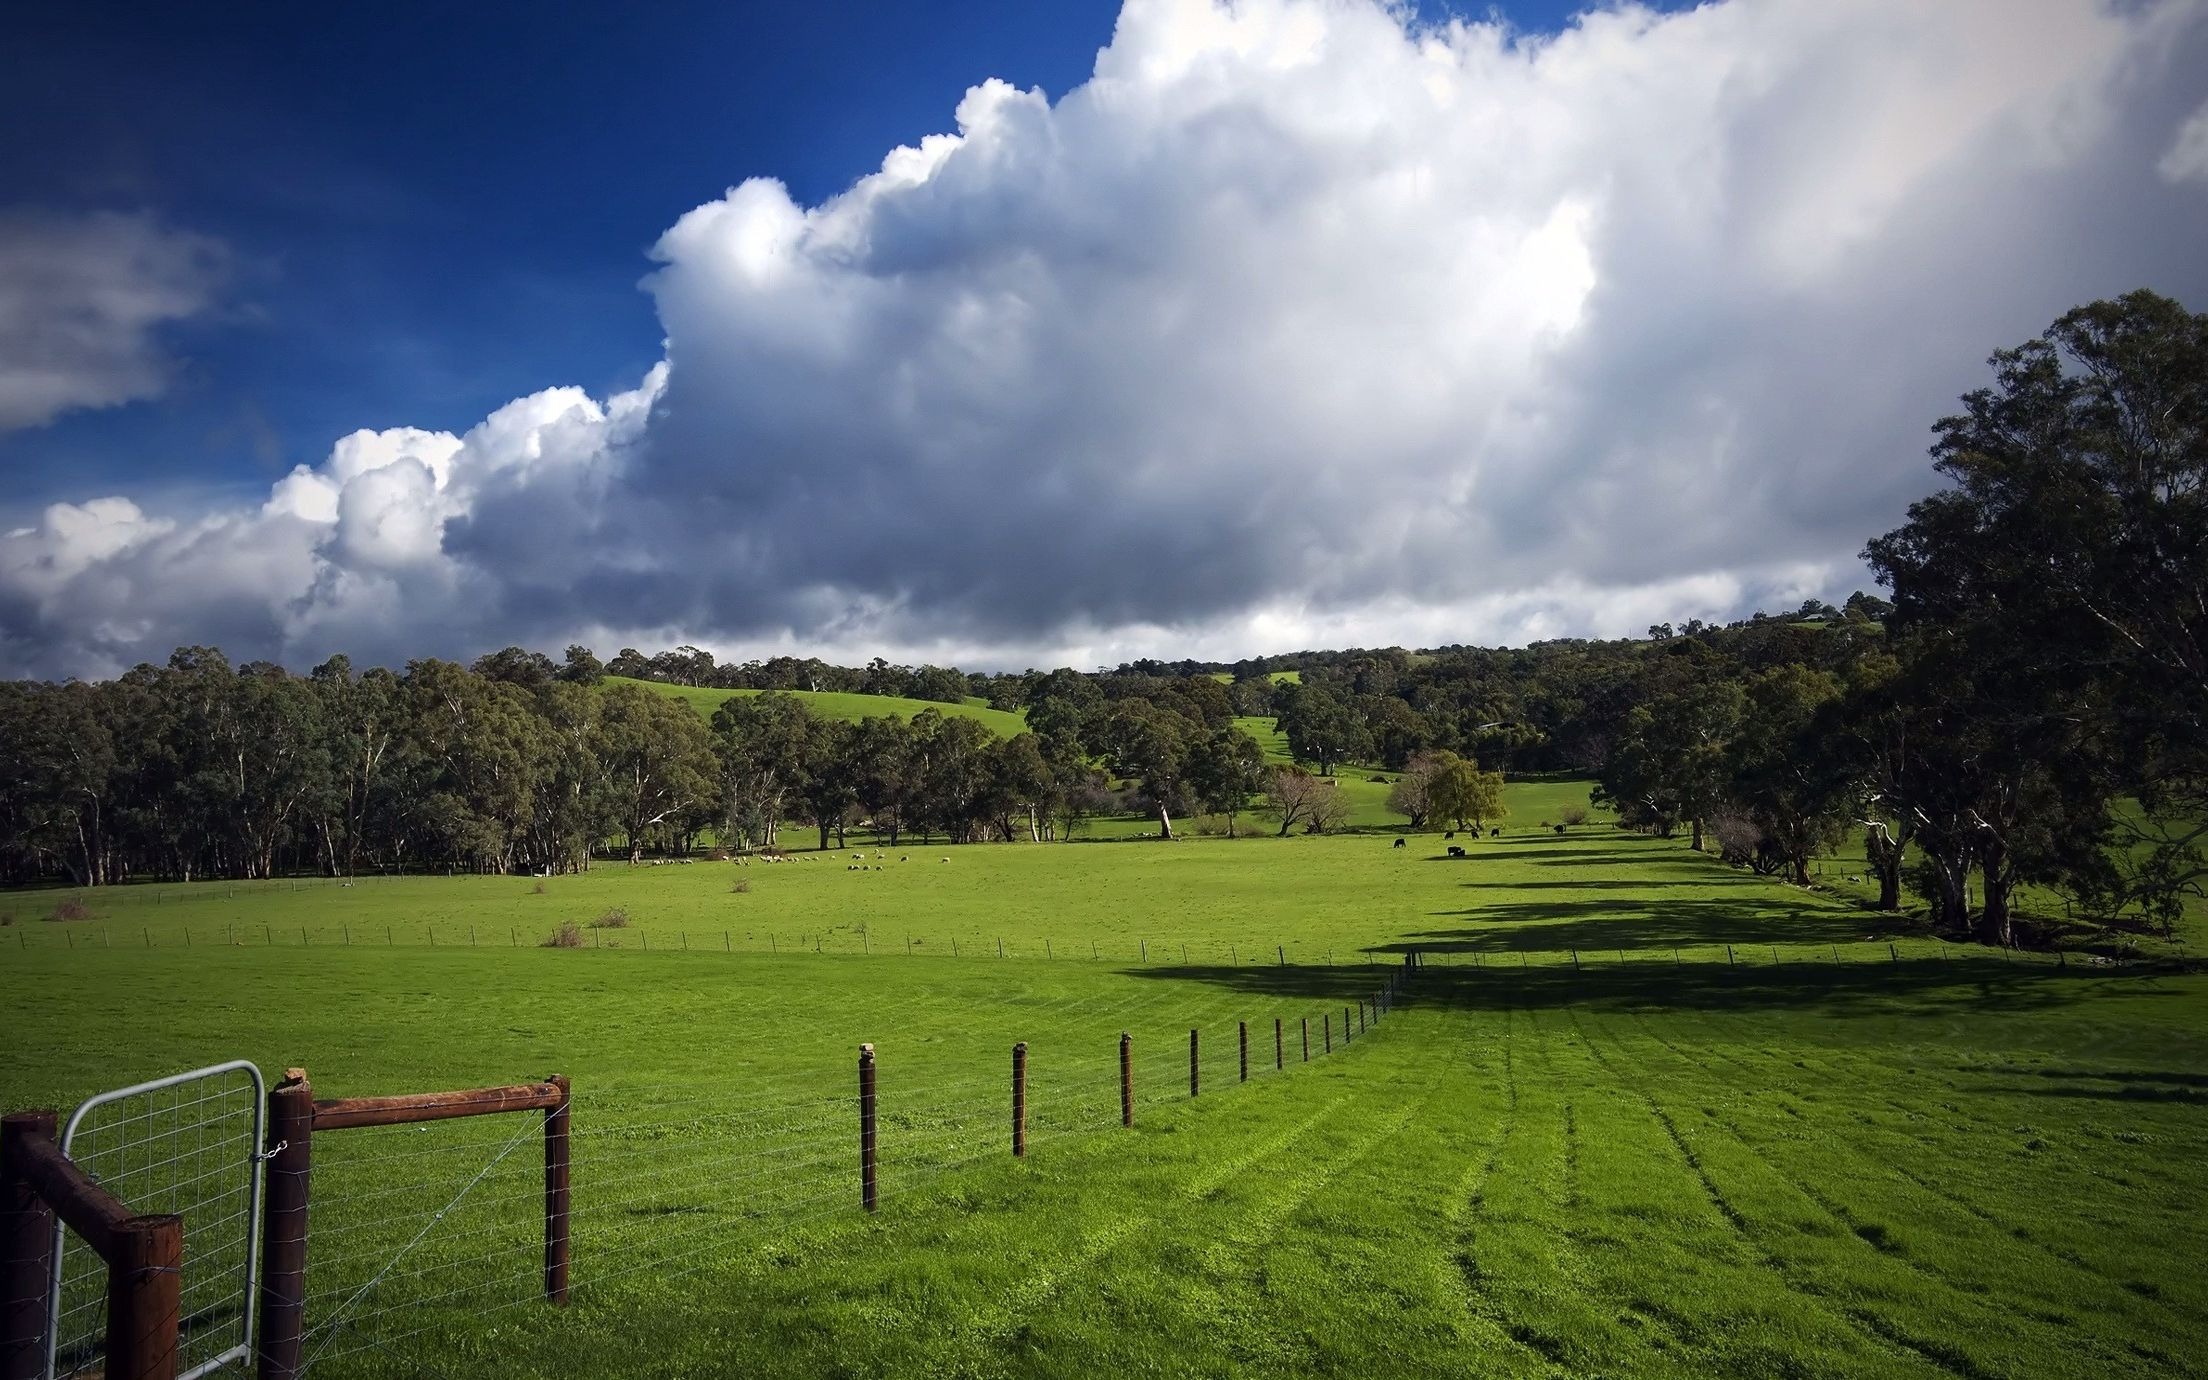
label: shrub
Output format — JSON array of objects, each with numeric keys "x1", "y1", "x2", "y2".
[
  {"x1": 588, "y1": 908, "x2": 631, "y2": 929},
  {"x1": 531, "y1": 880, "x2": 548, "y2": 895},
  {"x1": 542, "y1": 920, "x2": 583, "y2": 948},
  {"x1": 47, "y1": 898, "x2": 93, "y2": 923},
  {"x1": 729, "y1": 877, "x2": 752, "y2": 894},
  {"x1": 1560, "y1": 806, "x2": 1589, "y2": 827}
]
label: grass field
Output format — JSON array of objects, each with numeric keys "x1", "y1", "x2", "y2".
[
  {"x1": 4, "y1": 787, "x2": 2204, "y2": 1378},
  {"x1": 617, "y1": 676, "x2": 1029, "y2": 737}
]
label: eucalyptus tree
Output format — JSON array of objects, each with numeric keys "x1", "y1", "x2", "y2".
[
  {"x1": 593, "y1": 680, "x2": 717, "y2": 864},
  {"x1": 710, "y1": 692, "x2": 813, "y2": 850},
  {"x1": 1866, "y1": 289, "x2": 2203, "y2": 938},
  {"x1": 1186, "y1": 726, "x2": 1268, "y2": 837}
]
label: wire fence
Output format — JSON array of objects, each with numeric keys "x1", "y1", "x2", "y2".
[{"x1": 276, "y1": 970, "x2": 1411, "y2": 1375}]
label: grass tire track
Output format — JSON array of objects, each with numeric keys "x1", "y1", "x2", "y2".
[
  {"x1": 1434, "y1": 1006, "x2": 1568, "y2": 1377},
  {"x1": 1572, "y1": 1008, "x2": 1987, "y2": 1380}
]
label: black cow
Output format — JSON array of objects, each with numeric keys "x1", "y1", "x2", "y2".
[
  {"x1": 1447, "y1": 845, "x2": 1466, "y2": 858},
  {"x1": 1444, "y1": 830, "x2": 1455, "y2": 840},
  {"x1": 1490, "y1": 828, "x2": 1501, "y2": 838},
  {"x1": 1392, "y1": 838, "x2": 1407, "y2": 849}
]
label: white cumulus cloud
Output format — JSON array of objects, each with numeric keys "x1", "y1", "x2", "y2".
[{"x1": 4, "y1": 0, "x2": 2207, "y2": 678}]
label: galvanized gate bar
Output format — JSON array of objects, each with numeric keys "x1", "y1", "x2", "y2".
[{"x1": 52, "y1": 1061, "x2": 265, "y2": 1380}]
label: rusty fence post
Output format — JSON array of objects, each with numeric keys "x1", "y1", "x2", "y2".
[
  {"x1": 106, "y1": 1213, "x2": 182, "y2": 1380},
  {"x1": 1, "y1": 1111, "x2": 57, "y2": 1380},
  {"x1": 1274, "y1": 1018, "x2": 1283, "y2": 1071},
  {"x1": 858, "y1": 1045, "x2": 878, "y2": 1213},
  {"x1": 1238, "y1": 1023, "x2": 1248, "y2": 1083},
  {"x1": 256, "y1": 1068, "x2": 313, "y2": 1380},
  {"x1": 543, "y1": 1075, "x2": 570, "y2": 1305},
  {"x1": 1119, "y1": 1033, "x2": 1133, "y2": 1127},
  {"x1": 1189, "y1": 1029, "x2": 1199, "y2": 1098},
  {"x1": 1011, "y1": 1043, "x2": 1027, "y2": 1158}
]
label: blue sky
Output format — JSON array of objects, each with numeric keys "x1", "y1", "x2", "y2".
[
  {"x1": 3, "y1": 0, "x2": 2201, "y2": 677},
  {"x1": 2, "y1": 0, "x2": 1608, "y2": 507}
]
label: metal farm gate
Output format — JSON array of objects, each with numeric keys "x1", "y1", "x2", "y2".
[{"x1": 46, "y1": 1062, "x2": 265, "y2": 1379}]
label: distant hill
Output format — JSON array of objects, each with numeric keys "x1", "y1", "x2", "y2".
[{"x1": 612, "y1": 676, "x2": 1029, "y2": 737}]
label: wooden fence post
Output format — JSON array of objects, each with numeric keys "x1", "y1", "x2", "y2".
[
  {"x1": 1238, "y1": 1023, "x2": 1248, "y2": 1083},
  {"x1": 1119, "y1": 1033, "x2": 1133, "y2": 1127},
  {"x1": 543, "y1": 1075, "x2": 570, "y2": 1305},
  {"x1": 1274, "y1": 1018, "x2": 1283, "y2": 1071},
  {"x1": 1189, "y1": 1029, "x2": 1199, "y2": 1098},
  {"x1": 256, "y1": 1068, "x2": 313, "y2": 1380},
  {"x1": 1344, "y1": 1006, "x2": 1352, "y2": 1043},
  {"x1": 1, "y1": 1111, "x2": 57, "y2": 1380},
  {"x1": 106, "y1": 1213, "x2": 182, "y2": 1380},
  {"x1": 858, "y1": 1045, "x2": 878, "y2": 1213},
  {"x1": 1011, "y1": 1043, "x2": 1027, "y2": 1158},
  {"x1": 1301, "y1": 1017, "x2": 1309, "y2": 1063},
  {"x1": 1324, "y1": 1015, "x2": 1332, "y2": 1054}
]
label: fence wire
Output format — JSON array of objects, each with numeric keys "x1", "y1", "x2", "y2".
[{"x1": 275, "y1": 974, "x2": 1411, "y2": 1376}]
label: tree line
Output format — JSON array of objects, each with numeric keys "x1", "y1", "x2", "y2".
[{"x1": 0, "y1": 646, "x2": 1318, "y2": 883}]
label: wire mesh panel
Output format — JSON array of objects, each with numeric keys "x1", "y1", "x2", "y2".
[
  {"x1": 293, "y1": 1112, "x2": 547, "y2": 1375},
  {"x1": 50, "y1": 1061, "x2": 264, "y2": 1380}
]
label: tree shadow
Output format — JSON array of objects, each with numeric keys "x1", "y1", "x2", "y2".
[
  {"x1": 1450, "y1": 878, "x2": 1765, "y2": 892},
  {"x1": 1401, "y1": 899, "x2": 1871, "y2": 952},
  {"x1": 1422, "y1": 847, "x2": 1650, "y2": 864},
  {"x1": 1968, "y1": 1081, "x2": 2208, "y2": 1105},
  {"x1": 1112, "y1": 954, "x2": 2183, "y2": 1021},
  {"x1": 1980, "y1": 1066, "x2": 2208, "y2": 1088}
]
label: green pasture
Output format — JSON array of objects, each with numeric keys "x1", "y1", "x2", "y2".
[
  {"x1": 4, "y1": 814, "x2": 2204, "y2": 1377},
  {"x1": 613, "y1": 676, "x2": 1028, "y2": 737},
  {"x1": 1206, "y1": 669, "x2": 1301, "y2": 684}
]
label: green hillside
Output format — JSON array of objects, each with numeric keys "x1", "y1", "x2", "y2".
[{"x1": 613, "y1": 676, "x2": 1028, "y2": 737}]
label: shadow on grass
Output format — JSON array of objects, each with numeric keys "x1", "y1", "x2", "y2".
[
  {"x1": 1448, "y1": 878, "x2": 1767, "y2": 892},
  {"x1": 1111, "y1": 953, "x2": 2196, "y2": 1018},
  {"x1": 1420, "y1": 847, "x2": 1652, "y2": 864},
  {"x1": 1405, "y1": 898, "x2": 1872, "y2": 951},
  {"x1": 1987, "y1": 1066, "x2": 2208, "y2": 1087},
  {"x1": 1971, "y1": 1081, "x2": 2208, "y2": 1105}
]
